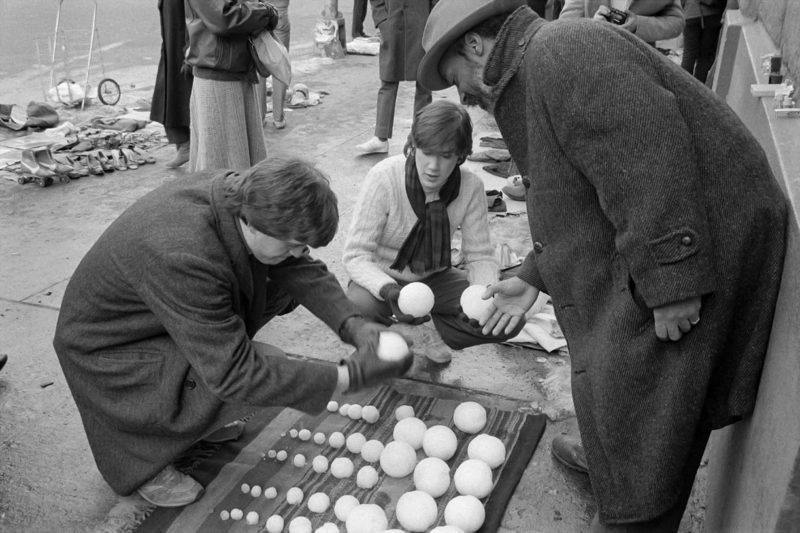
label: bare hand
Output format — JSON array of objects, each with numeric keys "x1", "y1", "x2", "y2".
[
  {"x1": 653, "y1": 296, "x2": 701, "y2": 341},
  {"x1": 481, "y1": 277, "x2": 540, "y2": 336}
]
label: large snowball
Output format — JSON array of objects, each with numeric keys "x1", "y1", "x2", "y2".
[
  {"x1": 307, "y1": 492, "x2": 331, "y2": 513},
  {"x1": 356, "y1": 465, "x2": 379, "y2": 489},
  {"x1": 453, "y1": 459, "x2": 494, "y2": 498},
  {"x1": 393, "y1": 416, "x2": 427, "y2": 450},
  {"x1": 444, "y1": 495, "x2": 485, "y2": 533},
  {"x1": 398, "y1": 282, "x2": 435, "y2": 317},
  {"x1": 346, "y1": 432, "x2": 366, "y2": 454},
  {"x1": 331, "y1": 457, "x2": 355, "y2": 478},
  {"x1": 265, "y1": 515, "x2": 284, "y2": 533},
  {"x1": 289, "y1": 516, "x2": 312, "y2": 533},
  {"x1": 333, "y1": 495, "x2": 359, "y2": 521},
  {"x1": 459, "y1": 285, "x2": 493, "y2": 323},
  {"x1": 452, "y1": 402, "x2": 487, "y2": 434},
  {"x1": 467, "y1": 434, "x2": 506, "y2": 469},
  {"x1": 395, "y1": 405, "x2": 415, "y2": 421},
  {"x1": 345, "y1": 504, "x2": 388, "y2": 533},
  {"x1": 377, "y1": 331, "x2": 410, "y2": 361},
  {"x1": 430, "y1": 527, "x2": 467, "y2": 533},
  {"x1": 422, "y1": 425, "x2": 458, "y2": 460},
  {"x1": 361, "y1": 405, "x2": 380, "y2": 424},
  {"x1": 379, "y1": 440, "x2": 417, "y2": 478},
  {"x1": 360, "y1": 439, "x2": 384, "y2": 463},
  {"x1": 315, "y1": 523, "x2": 340, "y2": 533},
  {"x1": 413, "y1": 457, "x2": 451, "y2": 498},
  {"x1": 396, "y1": 490, "x2": 438, "y2": 532}
]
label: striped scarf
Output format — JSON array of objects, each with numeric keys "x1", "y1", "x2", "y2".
[{"x1": 390, "y1": 153, "x2": 461, "y2": 274}]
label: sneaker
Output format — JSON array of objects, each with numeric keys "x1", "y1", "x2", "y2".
[
  {"x1": 551, "y1": 434, "x2": 589, "y2": 474},
  {"x1": 165, "y1": 142, "x2": 190, "y2": 169},
  {"x1": 273, "y1": 117, "x2": 287, "y2": 130},
  {"x1": 502, "y1": 174, "x2": 526, "y2": 201},
  {"x1": 355, "y1": 136, "x2": 389, "y2": 155},
  {"x1": 136, "y1": 464, "x2": 204, "y2": 507},
  {"x1": 394, "y1": 322, "x2": 453, "y2": 364}
]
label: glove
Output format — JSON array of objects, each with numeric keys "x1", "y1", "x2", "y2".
[
  {"x1": 379, "y1": 283, "x2": 431, "y2": 325},
  {"x1": 341, "y1": 342, "x2": 414, "y2": 392},
  {"x1": 458, "y1": 306, "x2": 483, "y2": 330}
]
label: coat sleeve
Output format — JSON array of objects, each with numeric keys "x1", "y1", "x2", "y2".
[
  {"x1": 534, "y1": 28, "x2": 716, "y2": 308},
  {"x1": 138, "y1": 252, "x2": 337, "y2": 413},
  {"x1": 187, "y1": 0, "x2": 273, "y2": 36},
  {"x1": 631, "y1": 0, "x2": 685, "y2": 42},
  {"x1": 370, "y1": 0, "x2": 388, "y2": 27},
  {"x1": 267, "y1": 256, "x2": 363, "y2": 337}
]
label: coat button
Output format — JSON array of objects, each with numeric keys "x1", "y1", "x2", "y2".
[
  {"x1": 533, "y1": 241, "x2": 544, "y2": 253},
  {"x1": 185, "y1": 378, "x2": 196, "y2": 390},
  {"x1": 681, "y1": 235, "x2": 693, "y2": 246}
]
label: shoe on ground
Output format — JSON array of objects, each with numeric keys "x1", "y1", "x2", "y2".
[
  {"x1": 502, "y1": 174, "x2": 526, "y2": 201},
  {"x1": 0, "y1": 353, "x2": 6, "y2": 372},
  {"x1": 394, "y1": 322, "x2": 453, "y2": 364},
  {"x1": 551, "y1": 434, "x2": 589, "y2": 474},
  {"x1": 136, "y1": 464, "x2": 204, "y2": 507},
  {"x1": 165, "y1": 142, "x2": 190, "y2": 169},
  {"x1": 203, "y1": 420, "x2": 245, "y2": 444},
  {"x1": 356, "y1": 136, "x2": 389, "y2": 155},
  {"x1": 273, "y1": 117, "x2": 287, "y2": 130}
]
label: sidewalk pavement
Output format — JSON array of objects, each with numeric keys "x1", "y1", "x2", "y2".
[{"x1": 0, "y1": 42, "x2": 698, "y2": 532}]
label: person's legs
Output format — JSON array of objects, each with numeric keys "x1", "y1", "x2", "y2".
[
  {"x1": 680, "y1": 18, "x2": 702, "y2": 77},
  {"x1": 590, "y1": 428, "x2": 711, "y2": 533},
  {"x1": 352, "y1": 0, "x2": 368, "y2": 38},
  {"x1": 347, "y1": 281, "x2": 394, "y2": 325},
  {"x1": 271, "y1": 3, "x2": 291, "y2": 128},
  {"x1": 694, "y1": 15, "x2": 723, "y2": 83},
  {"x1": 164, "y1": 126, "x2": 190, "y2": 168},
  {"x1": 375, "y1": 80, "x2": 399, "y2": 140}
]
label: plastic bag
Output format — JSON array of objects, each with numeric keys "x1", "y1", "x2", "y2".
[{"x1": 249, "y1": 30, "x2": 291, "y2": 86}]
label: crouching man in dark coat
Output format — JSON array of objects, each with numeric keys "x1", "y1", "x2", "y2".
[
  {"x1": 53, "y1": 156, "x2": 410, "y2": 507},
  {"x1": 418, "y1": 1, "x2": 787, "y2": 531}
]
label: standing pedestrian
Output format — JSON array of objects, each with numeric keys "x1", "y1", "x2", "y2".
[
  {"x1": 418, "y1": 1, "x2": 787, "y2": 531},
  {"x1": 680, "y1": 0, "x2": 726, "y2": 83}
]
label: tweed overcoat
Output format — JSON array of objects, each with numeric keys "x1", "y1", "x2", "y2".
[
  {"x1": 485, "y1": 8, "x2": 787, "y2": 522},
  {"x1": 53, "y1": 172, "x2": 359, "y2": 495},
  {"x1": 370, "y1": 0, "x2": 435, "y2": 81}
]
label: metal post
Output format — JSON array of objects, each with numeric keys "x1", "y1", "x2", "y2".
[
  {"x1": 50, "y1": 0, "x2": 64, "y2": 90},
  {"x1": 314, "y1": 0, "x2": 346, "y2": 59},
  {"x1": 81, "y1": 2, "x2": 98, "y2": 110}
]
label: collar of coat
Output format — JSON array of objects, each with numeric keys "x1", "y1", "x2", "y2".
[{"x1": 484, "y1": 6, "x2": 545, "y2": 109}]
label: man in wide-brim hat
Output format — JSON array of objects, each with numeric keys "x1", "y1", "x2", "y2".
[{"x1": 417, "y1": 1, "x2": 787, "y2": 531}]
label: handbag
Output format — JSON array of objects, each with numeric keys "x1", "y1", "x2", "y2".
[{"x1": 249, "y1": 30, "x2": 292, "y2": 86}]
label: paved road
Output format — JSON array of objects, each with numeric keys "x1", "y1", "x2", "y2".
[{"x1": 0, "y1": 0, "x2": 370, "y2": 79}]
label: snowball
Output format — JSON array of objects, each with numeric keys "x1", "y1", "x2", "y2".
[
  {"x1": 345, "y1": 504, "x2": 388, "y2": 533},
  {"x1": 459, "y1": 285, "x2": 494, "y2": 323},
  {"x1": 290, "y1": 428, "x2": 299, "y2": 438},
  {"x1": 347, "y1": 404, "x2": 363, "y2": 420},
  {"x1": 327, "y1": 400, "x2": 339, "y2": 412},
  {"x1": 422, "y1": 425, "x2": 458, "y2": 460},
  {"x1": 289, "y1": 516, "x2": 312, "y2": 533},
  {"x1": 380, "y1": 440, "x2": 417, "y2": 478},
  {"x1": 329, "y1": 431, "x2": 346, "y2": 449},
  {"x1": 377, "y1": 331, "x2": 410, "y2": 361},
  {"x1": 356, "y1": 465, "x2": 379, "y2": 489},
  {"x1": 312, "y1": 455, "x2": 329, "y2": 473},
  {"x1": 333, "y1": 495, "x2": 360, "y2": 521},
  {"x1": 276, "y1": 450, "x2": 288, "y2": 462},
  {"x1": 246, "y1": 511, "x2": 260, "y2": 525},
  {"x1": 361, "y1": 405, "x2": 380, "y2": 424},
  {"x1": 307, "y1": 492, "x2": 331, "y2": 513},
  {"x1": 393, "y1": 416, "x2": 427, "y2": 450},
  {"x1": 298, "y1": 429, "x2": 312, "y2": 441},
  {"x1": 360, "y1": 439, "x2": 384, "y2": 463},
  {"x1": 338, "y1": 403, "x2": 351, "y2": 416},
  {"x1": 219, "y1": 510, "x2": 230, "y2": 521},
  {"x1": 293, "y1": 453, "x2": 307, "y2": 467},
  {"x1": 452, "y1": 402, "x2": 487, "y2": 434},
  {"x1": 430, "y1": 527, "x2": 466, "y2": 533},
  {"x1": 315, "y1": 522, "x2": 340, "y2": 533},
  {"x1": 444, "y1": 495, "x2": 485, "y2": 533},
  {"x1": 250, "y1": 484, "x2": 262, "y2": 498},
  {"x1": 346, "y1": 432, "x2": 367, "y2": 454},
  {"x1": 467, "y1": 434, "x2": 506, "y2": 469},
  {"x1": 286, "y1": 486, "x2": 304, "y2": 505},
  {"x1": 453, "y1": 459, "x2": 494, "y2": 498},
  {"x1": 230, "y1": 508, "x2": 243, "y2": 521},
  {"x1": 398, "y1": 282, "x2": 435, "y2": 317},
  {"x1": 396, "y1": 490, "x2": 438, "y2": 532},
  {"x1": 264, "y1": 486, "x2": 278, "y2": 499},
  {"x1": 266, "y1": 514, "x2": 284, "y2": 533},
  {"x1": 414, "y1": 456, "x2": 451, "y2": 498},
  {"x1": 395, "y1": 405, "x2": 415, "y2": 421},
  {"x1": 314, "y1": 432, "x2": 326, "y2": 445},
  {"x1": 331, "y1": 457, "x2": 355, "y2": 478},
  {"x1": 240, "y1": 483, "x2": 251, "y2": 494}
]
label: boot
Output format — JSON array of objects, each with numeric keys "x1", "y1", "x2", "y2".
[
  {"x1": 166, "y1": 142, "x2": 190, "y2": 168},
  {"x1": 136, "y1": 464, "x2": 204, "y2": 507},
  {"x1": 392, "y1": 321, "x2": 453, "y2": 364}
]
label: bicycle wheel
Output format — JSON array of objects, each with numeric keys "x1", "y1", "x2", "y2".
[{"x1": 97, "y1": 78, "x2": 121, "y2": 106}]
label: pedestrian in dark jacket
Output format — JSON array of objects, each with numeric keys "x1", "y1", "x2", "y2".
[
  {"x1": 418, "y1": 1, "x2": 787, "y2": 531},
  {"x1": 151, "y1": 0, "x2": 193, "y2": 168},
  {"x1": 355, "y1": 0, "x2": 435, "y2": 155},
  {"x1": 681, "y1": 0, "x2": 726, "y2": 83},
  {"x1": 53, "y1": 156, "x2": 412, "y2": 508}
]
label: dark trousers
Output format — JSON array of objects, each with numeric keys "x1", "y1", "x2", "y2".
[
  {"x1": 375, "y1": 80, "x2": 432, "y2": 139},
  {"x1": 347, "y1": 268, "x2": 524, "y2": 349},
  {"x1": 165, "y1": 126, "x2": 190, "y2": 146},
  {"x1": 352, "y1": 0, "x2": 368, "y2": 38},
  {"x1": 681, "y1": 15, "x2": 723, "y2": 84},
  {"x1": 591, "y1": 428, "x2": 711, "y2": 532}
]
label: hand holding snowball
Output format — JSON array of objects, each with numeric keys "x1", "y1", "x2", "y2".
[
  {"x1": 481, "y1": 277, "x2": 541, "y2": 336},
  {"x1": 380, "y1": 283, "x2": 431, "y2": 325},
  {"x1": 341, "y1": 331, "x2": 413, "y2": 392}
]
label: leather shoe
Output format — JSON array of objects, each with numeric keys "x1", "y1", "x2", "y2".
[
  {"x1": 166, "y1": 142, "x2": 190, "y2": 168},
  {"x1": 137, "y1": 464, "x2": 204, "y2": 507},
  {"x1": 203, "y1": 420, "x2": 245, "y2": 444},
  {"x1": 551, "y1": 434, "x2": 589, "y2": 474},
  {"x1": 355, "y1": 136, "x2": 389, "y2": 155}
]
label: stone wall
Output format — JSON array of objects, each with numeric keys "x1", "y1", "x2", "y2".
[{"x1": 739, "y1": 0, "x2": 800, "y2": 82}]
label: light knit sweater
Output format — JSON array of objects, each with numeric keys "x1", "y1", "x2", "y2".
[{"x1": 343, "y1": 155, "x2": 498, "y2": 299}]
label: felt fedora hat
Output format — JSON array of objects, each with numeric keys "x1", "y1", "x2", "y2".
[{"x1": 418, "y1": 0, "x2": 527, "y2": 91}]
